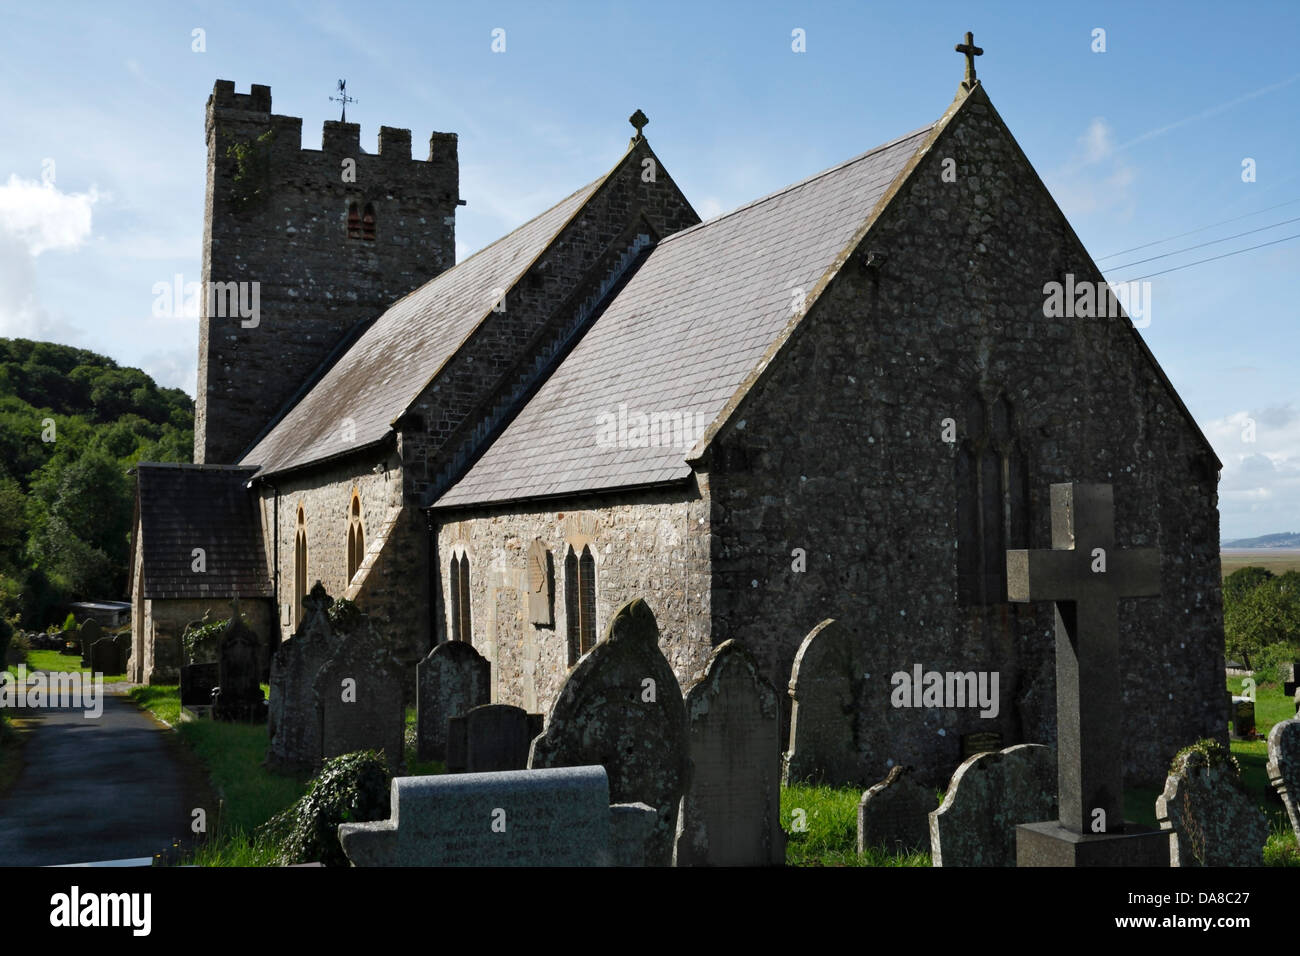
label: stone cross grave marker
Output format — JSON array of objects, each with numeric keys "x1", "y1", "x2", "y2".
[
  {"x1": 529, "y1": 598, "x2": 688, "y2": 867},
  {"x1": 1007, "y1": 482, "x2": 1168, "y2": 865},
  {"x1": 416, "y1": 640, "x2": 489, "y2": 762},
  {"x1": 674, "y1": 639, "x2": 785, "y2": 867}
]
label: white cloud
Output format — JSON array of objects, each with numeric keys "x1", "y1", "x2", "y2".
[
  {"x1": 0, "y1": 175, "x2": 99, "y2": 255},
  {"x1": 1045, "y1": 118, "x2": 1137, "y2": 222},
  {"x1": 140, "y1": 346, "x2": 197, "y2": 397},
  {"x1": 1203, "y1": 406, "x2": 1300, "y2": 537}
]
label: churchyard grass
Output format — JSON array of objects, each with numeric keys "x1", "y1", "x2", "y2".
[
  {"x1": 128, "y1": 684, "x2": 309, "y2": 865},
  {"x1": 782, "y1": 782, "x2": 929, "y2": 866},
  {"x1": 1223, "y1": 673, "x2": 1299, "y2": 863},
  {"x1": 405, "y1": 706, "x2": 444, "y2": 775},
  {"x1": 7, "y1": 649, "x2": 126, "y2": 683}
]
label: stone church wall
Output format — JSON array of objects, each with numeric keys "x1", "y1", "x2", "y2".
[
  {"x1": 706, "y1": 86, "x2": 1224, "y2": 789},
  {"x1": 434, "y1": 482, "x2": 712, "y2": 716}
]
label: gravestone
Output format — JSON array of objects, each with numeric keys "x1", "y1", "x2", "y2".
[
  {"x1": 416, "y1": 640, "x2": 490, "y2": 762},
  {"x1": 268, "y1": 584, "x2": 338, "y2": 771},
  {"x1": 1284, "y1": 662, "x2": 1298, "y2": 697},
  {"x1": 89, "y1": 637, "x2": 125, "y2": 677},
  {"x1": 78, "y1": 619, "x2": 102, "y2": 668},
  {"x1": 930, "y1": 743, "x2": 1056, "y2": 867},
  {"x1": 674, "y1": 639, "x2": 784, "y2": 867},
  {"x1": 114, "y1": 633, "x2": 131, "y2": 670},
  {"x1": 960, "y1": 732, "x2": 1003, "y2": 761},
  {"x1": 446, "y1": 714, "x2": 468, "y2": 772},
  {"x1": 181, "y1": 662, "x2": 221, "y2": 708},
  {"x1": 1266, "y1": 718, "x2": 1300, "y2": 842},
  {"x1": 1006, "y1": 483, "x2": 1171, "y2": 867},
  {"x1": 1230, "y1": 696, "x2": 1256, "y2": 740},
  {"x1": 782, "y1": 619, "x2": 869, "y2": 788},
  {"x1": 314, "y1": 614, "x2": 406, "y2": 773},
  {"x1": 527, "y1": 538, "x2": 553, "y2": 627},
  {"x1": 464, "y1": 704, "x2": 534, "y2": 772},
  {"x1": 213, "y1": 610, "x2": 265, "y2": 723},
  {"x1": 529, "y1": 598, "x2": 688, "y2": 867},
  {"x1": 339, "y1": 765, "x2": 623, "y2": 866},
  {"x1": 858, "y1": 765, "x2": 937, "y2": 855},
  {"x1": 610, "y1": 802, "x2": 658, "y2": 867},
  {"x1": 1156, "y1": 742, "x2": 1266, "y2": 866}
]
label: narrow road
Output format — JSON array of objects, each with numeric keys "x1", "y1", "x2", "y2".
[{"x1": 0, "y1": 683, "x2": 216, "y2": 866}]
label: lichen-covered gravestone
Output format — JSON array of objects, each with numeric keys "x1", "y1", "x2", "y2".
[
  {"x1": 268, "y1": 584, "x2": 338, "y2": 771},
  {"x1": 858, "y1": 765, "x2": 937, "y2": 855},
  {"x1": 1156, "y1": 740, "x2": 1267, "y2": 867},
  {"x1": 1267, "y1": 719, "x2": 1300, "y2": 842},
  {"x1": 929, "y1": 744, "x2": 1056, "y2": 867},
  {"x1": 783, "y1": 619, "x2": 870, "y2": 788},
  {"x1": 529, "y1": 598, "x2": 688, "y2": 867},
  {"x1": 464, "y1": 703, "x2": 534, "y2": 772},
  {"x1": 314, "y1": 613, "x2": 407, "y2": 773},
  {"x1": 416, "y1": 640, "x2": 489, "y2": 761},
  {"x1": 674, "y1": 639, "x2": 785, "y2": 867},
  {"x1": 89, "y1": 636, "x2": 125, "y2": 677}
]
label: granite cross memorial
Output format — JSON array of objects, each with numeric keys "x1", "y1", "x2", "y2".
[{"x1": 1007, "y1": 482, "x2": 1169, "y2": 866}]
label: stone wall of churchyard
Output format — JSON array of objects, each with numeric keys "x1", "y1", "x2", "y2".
[
  {"x1": 140, "y1": 597, "x2": 274, "y2": 685},
  {"x1": 399, "y1": 139, "x2": 700, "y2": 504},
  {"x1": 434, "y1": 481, "x2": 712, "y2": 716},
  {"x1": 706, "y1": 85, "x2": 1224, "y2": 789},
  {"x1": 256, "y1": 448, "x2": 427, "y2": 659},
  {"x1": 196, "y1": 81, "x2": 460, "y2": 464}
]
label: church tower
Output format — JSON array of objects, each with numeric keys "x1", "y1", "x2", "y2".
[{"x1": 195, "y1": 80, "x2": 461, "y2": 464}]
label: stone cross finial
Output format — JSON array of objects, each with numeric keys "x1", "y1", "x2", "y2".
[
  {"x1": 954, "y1": 31, "x2": 983, "y2": 90},
  {"x1": 629, "y1": 109, "x2": 649, "y2": 143},
  {"x1": 1006, "y1": 483, "x2": 1160, "y2": 835}
]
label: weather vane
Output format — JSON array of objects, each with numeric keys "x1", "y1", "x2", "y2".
[{"x1": 330, "y1": 79, "x2": 356, "y2": 122}]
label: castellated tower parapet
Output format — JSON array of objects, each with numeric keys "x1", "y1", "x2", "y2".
[{"x1": 196, "y1": 80, "x2": 461, "y2": 464}]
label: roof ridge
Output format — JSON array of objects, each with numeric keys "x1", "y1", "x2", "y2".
[{"x1": 658, "y1": 123, "x2": 935, "y2": 245}]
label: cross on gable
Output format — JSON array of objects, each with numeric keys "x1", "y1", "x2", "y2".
[
  {"x1": 1007, "y1": 483, "x2": 1160, "y2": 835},
  {"x1": 629, "y1": 108, "x2": 649, "y2": 143},
  {"x1": 954, "y1": 31, "x2": 983, "y2": 91}
]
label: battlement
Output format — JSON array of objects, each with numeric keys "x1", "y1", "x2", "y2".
[
  {"x1": 208, "y1": 81, "x2": 457, "y2": 166},
  {"x1": 196, "y1": 79, "x2": 462, "y2": 464}
]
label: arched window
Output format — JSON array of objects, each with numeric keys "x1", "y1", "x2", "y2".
[
  {"x1": 564, "y1": 544, "x2": 597, "y2": 664},
  {"x1": 956, "y1": 392, "x2": 1029, "y2": 605},
  {"x1": 294, "y1": 506, "x2": 308, "y2": 625},
  {"x1": 346, "y1": 202, "x2": 362, "y2": 239},
  {"x1": 346, "y1": 493, "x2": 364, "y2": 582},
  {"x1": 448, "y1": 552, "x2": 472, "y2": 643},
  {"x1": 362, "y1": 203, "x2": 376, "y2": 241}
]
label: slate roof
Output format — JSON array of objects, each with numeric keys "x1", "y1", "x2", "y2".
[
  {"x1": 135, "y1": 463, "x2": 272, "y2": 600},
  {"x1": 241, "y1": 176, "x2": 606, "y2": 475},
  {"x1": 434, "y1": 125, "x2": 934, "y2": 509}
]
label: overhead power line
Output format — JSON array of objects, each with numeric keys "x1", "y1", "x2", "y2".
[
  {"x1": 1116, "y1": 231, "x2": 1300, "y2": 282},
  {"x1": 1094, "y1": 196, "x2": 1300, "y2": 261},
  {"x1": 1103, "y1": 216, "x2": 1300, "y2": 271}
]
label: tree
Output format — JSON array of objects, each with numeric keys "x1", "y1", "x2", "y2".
[
  {"x1": 1224, "y1": 566, "x2": 1273, "y2": 605},
  {"x1": 1224, "y1": 576, "x2": 1300, "y2": 668}
]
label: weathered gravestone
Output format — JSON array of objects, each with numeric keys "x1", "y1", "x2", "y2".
[
  {"x1": 1284, "y1": 662, "x2": 1298, "y2": 697},
  {"x1": 446, "y1": 714, "x2": 468, "y2": 773},
  {"x1": 214, "y1": 610, "x2": 266, "y2": 723},
  {"x1": 930, "y1": 743, "x2": 1056, "y2": 867},
  {"x1": 416, "y1": 640, "x2": 489, "y2": 762},
  {"x1": 464, "y1": 704, "x2": 534, "y2": 773},
  {"x1": 338, "y1": 765, "x2": 656, "y2": 866},
  {"x1": 858, "y1": 765, "x2": 937, "y2": 855},
  {"x1": 529, "y1": 598, "x2": 688, "y2": 867},
  {"x1": 1006, "y1": 482, "x2": 1171, "y2": 867},
  {"x1": 674, "y1": 639, "x2": 784, "y2": 867},
  {"x1": 1230, "y1": 696, "x2": 1256, "y2": 740},
  {"x1": 89, "y1": 637, "x2": 125, "y2": 677},
  {"x1": 78, "y1": 619, "x2": 102, "y2": 668},
  {"x1": 783, "y1": 619, "x2": 870, "y2": 788},
  {"x1": 1156, "y1": 741, "x2": 1267, "y2": 866},
  {"x1": 181, "y1": 662, "x2": 220, "y2": 709},
  {"x1": 1266, "y1": 718, "x2": 1300, "y2": 842},
  {"x1": 114, "y1": 633, "x2": 131, "y2": 670},
  {"x1": 268, "y1": 584, "x2": 337, "y2": 772},
  {"x1": 314, "y1": 613, "x2": 406, "y2": 773}
]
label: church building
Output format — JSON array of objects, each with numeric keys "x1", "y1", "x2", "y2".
[{"x1": 130, "y1": 46, "x2": 1225, "y2": 787}]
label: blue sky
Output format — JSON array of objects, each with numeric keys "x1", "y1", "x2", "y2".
[{"x1": 0, "y1": 0, "x2": 1296, "y2": 538}]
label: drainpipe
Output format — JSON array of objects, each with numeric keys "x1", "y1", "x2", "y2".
[{"x1": 425, "y1": 506, "x2": 439, "y2": 652}]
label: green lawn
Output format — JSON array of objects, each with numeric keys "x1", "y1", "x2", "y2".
[
  {"x1": 782, "y1": 781, "x2": 930, "y2": 866},
  {"x1": 7, "y1": 649, "x2": 126, "y2": 683},
  {"x1": 1226, "y1": 674, "x2": 1300, "y2": 865}
]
